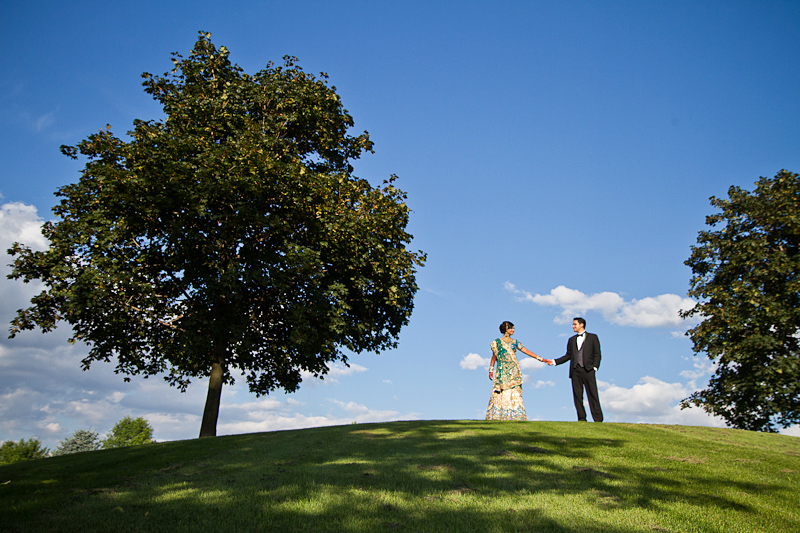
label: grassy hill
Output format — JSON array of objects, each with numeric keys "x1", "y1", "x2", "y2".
[{"x1": 2, "y1": 420, "x2": 799, "y2": 532}]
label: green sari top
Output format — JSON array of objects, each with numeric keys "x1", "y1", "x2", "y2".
[{"x1": 491, "y1": 338, "x2": 524, "y2": 392}]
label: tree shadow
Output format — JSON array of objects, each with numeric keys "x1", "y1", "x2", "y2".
[{"x1": 4, "y1": 420, "x2": 799, "y2": 532}]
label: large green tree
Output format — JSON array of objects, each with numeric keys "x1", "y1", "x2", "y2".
[
  {"x1": 8, "y1": 33, "x2": 425, "y2": 438},
  {"x1": 680, "y1": 170, "x2": 800, "y2": 432}
]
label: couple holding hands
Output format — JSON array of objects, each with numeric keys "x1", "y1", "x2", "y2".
[{"x1": 485, "y1": 319, "x2": 603, "y2": 423}]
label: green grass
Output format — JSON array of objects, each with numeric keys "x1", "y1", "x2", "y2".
[{"x1": 2, "y1": 420, "x2": 799, "y2": 532}]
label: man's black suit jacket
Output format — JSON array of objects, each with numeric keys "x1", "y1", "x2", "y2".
[{"x1": 554, "y1": 333, "x2": 601, "y2": 378}]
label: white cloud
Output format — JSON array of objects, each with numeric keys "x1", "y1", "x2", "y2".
[
  {"x1": 217, "y1": 413, "x2": 344, "y2": 435},
  {"x1": 781, "y1": 426, "x2": 800, "y2": 438},
  {"x1": 144, "y1": 412, "x2": 202, "y2": 442},
  {"x1": 0, "y1": 342, "x2": 411, "y2": 447},
  {"x1": 588, "y1": 356, "x2": 724, "y2": 427},
  {"x1": 460, "y1": 352, "x2": 490, "y2": 370},
  {"x1": 518, "y1": 357, "x2": 550, "y2": 371},
  {"x1": 601, "y1": 376, "x2": 687, "y2": 415},
  {"x1": 216, "y1": 398, "x2": 419, "y2": 436},
  {"x1": 519, "y1": 358, "x2": 555, "y2": 385},
  {"x1": 549, "y1": 356, "x2": 797, "y2": 436},
  {"x1": 224, "y1": 397, "x2": 285, "y2": 415},
  {"x1": 107, "y1": 392, "x2": 125, "y2": 404},
  {"x1": 299, "y1": 361, "x2": 369, "y2": 384},
  {"x1": 330, "y1": 399, "x2": 417, "y2": 423},
  {"x1": 505, "y1": 282, "x2": 696, "y2": 328},
  {"x1": 616, "y1": 295, "x2": 697, "y2": 328},
  {"x1": 0, "y1": 328, "x2": 211, "y2": 447},
  {"x1": 1, "y1": 203, "x2": 51, "y2": 328},
  {"x1": 679, "y1": 358, "x2": 717, "y2": 390},
  {"x1": 34, "y1": 111, "x2": 57, "y2": 133},
  {"x1": 0, "y1": 202, "x2": 48, "y2": 250},
  {"x1": 328, "y1": 362, "x2": 368, "y2": 378},
  {"x1": 0, "y1": 315, "x2": 406, "y2": 448},
  {"x1": 597, "y1": 375, "x2": 726, "y2": 427},
  {"x1": 42, "y1": 422, "x2": 62, "y2": 434}
]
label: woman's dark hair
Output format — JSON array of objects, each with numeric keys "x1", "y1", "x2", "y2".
[{"x1": 499, "y1": 321, "x2": 514, "y2": 334}]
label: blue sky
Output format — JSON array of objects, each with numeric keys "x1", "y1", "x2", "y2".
[{"x1": 1, "y1": 1, "x2": 799, "y2": 449}]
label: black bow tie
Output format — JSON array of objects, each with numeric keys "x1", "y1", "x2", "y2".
[{"x1": 577, "y1": 333, "x2": 584, "y2": 337}]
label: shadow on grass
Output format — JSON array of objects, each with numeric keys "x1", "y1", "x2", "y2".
[{"x1": 3, "y1": 420, "x2": 799, "y2": 532}]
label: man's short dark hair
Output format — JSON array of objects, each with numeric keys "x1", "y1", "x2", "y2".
[{"x1": 573, "y1": 317, "x2": 586, "y2": 328}]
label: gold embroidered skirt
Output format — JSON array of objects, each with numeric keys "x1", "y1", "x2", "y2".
[{"x1": 485, "y1": 386, "x2": 527, "y2": 421}]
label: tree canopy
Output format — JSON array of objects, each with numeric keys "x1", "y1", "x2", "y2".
[
  {"x1": 680, "y1": 169, "x2": 800, "y2": 432},
  {"x1": 0, "y1": 438, "x2": 49, "y2": 464},
  {"x1": 53, "y1": 428, "x2": 102, "y2": 456},
  {"x1": 103, "y1": 417, "x2": 155, "y2": 448},
  {"x1": 8, "y1": 33, "x2": 425, "y2": 438}
]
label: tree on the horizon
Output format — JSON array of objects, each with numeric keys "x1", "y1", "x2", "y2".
[
  {"x1": 681, "y1": 169, "x2": 799, "y2": 432},
  {"x1": 7, "y1": 33, "x2": 425, "y2": 438},
  {"x1": 0, "y1": 438, "x2": 49, "y2": 464},
  {"x1": 103, "y1": 417, "x2": 154, "y2": 448},
  {"x1": 53, "y1": 428, "x2": 102, "y2": 455}
]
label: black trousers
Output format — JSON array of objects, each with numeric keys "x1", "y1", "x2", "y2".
[{"x1": 571, "y1": 365, "x2": 603, "y2": 422}]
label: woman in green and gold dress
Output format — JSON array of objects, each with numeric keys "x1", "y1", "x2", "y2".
[{"x1": 486, "y1": 321, "x2": 554, "y2": 421}]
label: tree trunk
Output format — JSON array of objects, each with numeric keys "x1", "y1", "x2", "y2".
[{"x1": 199, "y1": 349, "x2": 226, "y2": 438}]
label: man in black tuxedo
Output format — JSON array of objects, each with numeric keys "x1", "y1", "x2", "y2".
[{"x1": 554, "y1": 317, "x2": 603, "y2": 422}]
